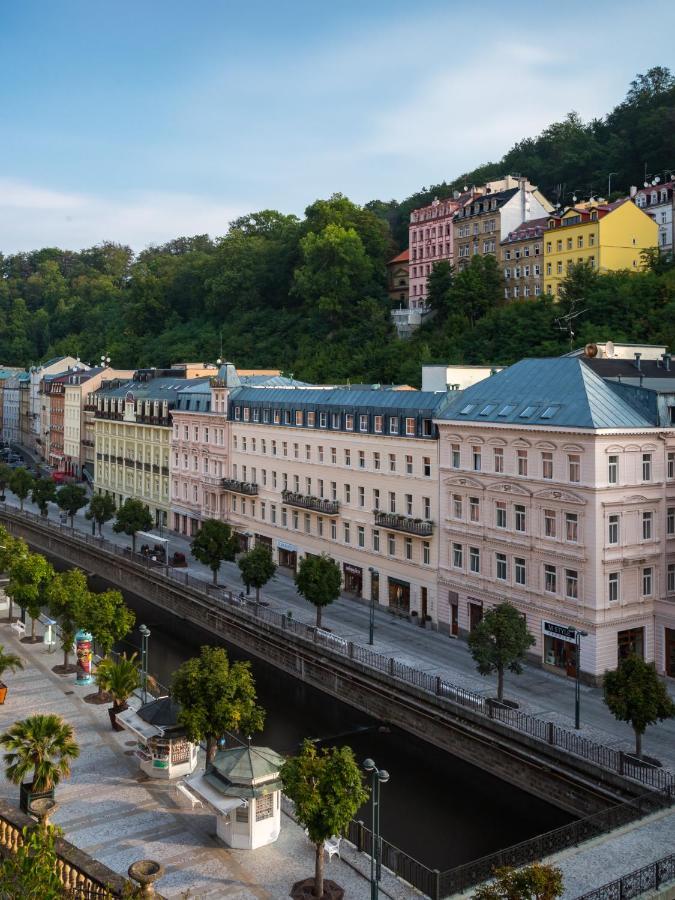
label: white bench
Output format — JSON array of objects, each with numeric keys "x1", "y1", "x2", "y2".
[
  {"x1": 10, "y1": 621, "x2": 25, "y2": 638},
  {"x1": 325, "y1": 836, "x2": 342, "y2": 861},
  {"x1": 175, "y1": 782, "x2": 203, "y2": 810}
]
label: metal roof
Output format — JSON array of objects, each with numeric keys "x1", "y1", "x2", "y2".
[
  {"x1": 439, "y1": 358, "x2": 656, "y2": 429},
  {"x1": 230, "y1": 386, "x2": 448, "y2": 414}
]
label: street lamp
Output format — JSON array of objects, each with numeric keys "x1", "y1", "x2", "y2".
[
  {"x1": 574, "y1": 629, "x2": 588, "y2": 730},
  {"x1": 363, "y1": 758, "x2": 389, "y2": 899},
  {"x1": 139, "y1": 624, "x2": 151, "y2": 705},
  {"x1": 367, "y1": 568, "x2": 378, "y2": 646},
  {"x1": 607, "y1": 172, "x2": 618, "y2": 197}
]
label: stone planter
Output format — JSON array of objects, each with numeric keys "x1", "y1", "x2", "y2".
[
  {"x1": 20, "y1": 782, "x2": 55, "y2": 815},
  {"x1": 291, "y1": 877, "x2": 344, "y2": 900},
  {"x1": 0, "y1": 682, "x2": 7, "y2": 705}
]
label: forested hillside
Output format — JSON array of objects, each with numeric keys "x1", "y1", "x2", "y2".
[{"x1": 1, "y1": 67, "x2": 674, "y2": 385}]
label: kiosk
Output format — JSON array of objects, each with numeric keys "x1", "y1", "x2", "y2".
[{"x1": 117, "y1": 698, "x2": 199, "y2": 780}]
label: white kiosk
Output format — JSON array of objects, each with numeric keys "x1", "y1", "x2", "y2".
[
  {"x1": 117, "y1": 698, "x2": 199, "y2": 780},
  {"x1": 186, "y1": 745, "x2": 284, "y2": 850}
]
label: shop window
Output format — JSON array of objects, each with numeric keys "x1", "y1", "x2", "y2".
[
  {"x1": 256, "y1": 794, "x2": 274, "y2": 821},
  {"x1": 618, "y1": 627, "x2": 644, "y2": 661}
]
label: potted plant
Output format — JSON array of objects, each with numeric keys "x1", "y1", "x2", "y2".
[
  {"x1": 95, "y1": 653, "x2": 140, "y2": 730},
  {"x1": 0, "y1": 713, "x2": 79, "y2": 812},
  {"x1": 0, "y1": 644, "x2": 23, "y2": 704}
]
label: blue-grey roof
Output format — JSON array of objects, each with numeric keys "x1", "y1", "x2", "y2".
[
  {"x1": 97, "y1": 375, "x2": 210, "y2": 403},
  {"x1": 230, "y1": 387, "x2": 448, "y2": 413},
  {"x1": 240, "y1": 374, "x2": 309, "y2": 387},
  {"x1": 439, "y1": 358, "x2": 656, "y2": 429}
]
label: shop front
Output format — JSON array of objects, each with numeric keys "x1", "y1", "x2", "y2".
[
  {"x1": 343, "y1": 563, "x2": 363, "y2": 597},
  {"x1": 388, "y1": 577, "x2": 410, "y2": 614},
  {"x1": 542, "y1": 620, "x2": 577, "y2": 677},
  {"x1": 277, "y1": 540, "x2": 298, "y2": 572},
  {"x1": 666, "y1": 629, "x2": 675, "y2": 678},
  {"x1": 236, "y1": 532, "x2": 251, "y2": 553},
  {"x1": 255, "y1": 534, "x2": 273, "y2": 551},
  {"x1": 468, "y1": 599, "x2": 483, "y2": 632},
  {"x1": 618, "y1": 627, "x2": 644, "y2": 662}
]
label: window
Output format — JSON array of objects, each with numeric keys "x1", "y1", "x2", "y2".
[
  {"x1": 642, "y1": 511, "x2": 653, "y2": 540},
  {"x1": 344, "y1": 449, "x2": 351, "y2": 467},
  {"x1": 423, "y1": 542, "x2": 430, "y2": 565},
  {"x1": 359, "y1": 414, "x2": 369, "y2": 432},
  {"x1": 330, "y1": 520, "x2": 337, "y2": 540},
  {"x1": 331, "y1": 413, "x2": 340, "y2": 429},
  {"x1": 544, "y1": 565, "x2": 557, "y2": 593},
  {"x1": 373, "y1": 488, "x2": 380, "y2": 510},
  {"x1": 304, "y1": 513, "x2": 311, "y2": 534},
  {"x1": 608, "y1": 455, "x2": 618, "y2": 484},
  {"x1": 405, "y1": 417, "x2": 416, "y2": 436},
  {"x1": 358, "y1": 450, "x2": 365, "y2": 469},
  {"x1": 514, "y1": 504, "x2": 526, "y2": 533},
  {"x1": 495, "y1": 501, "x2": 507, "y2": 529},
  {"x1": 517, "y1": 449, "x2": 528, "y2": 476},
  {"x1": 565, "y1": 512, "x2": 578, "y2": 542},
  {"x1": 667, "y1": 507, "x2": 675, "y2": 535},
  {"x1": 373, "y1": 452, "x2": 381, "y2": 470},
  {"x1": 330, "y1": 447, "x2": 337, "y2": 465},
  {"x1": 452, "y1": 444, "x2": 460, "y2": 468},
  {"x1": 389, "y1": 417, "x2": 399, "y2": 435},
  {"x1": 389, "y1": 454, "x2": 396, "y2": 473},
  {"x1": 503, "y1": 554, "x2": 523, "y2": 588},
  {"x1": 608, "y1": 572, "x2": 620, "y2": 602},
  {"x1": 358, "y1": 486, "x2": 365, "y2": 508},
  {"x1": 405, "y1": 455, "x2": 413, "y2": 475},
  {"x1": 343, "y1": 522, "x2": 350, "y2": 543},
  {"x1": 372, "y1": 529, "x2": 380, "y2": 552},
  {"x1": 668, "y1": 452, "x2": 675, "y2": 480},
  {"x1": 388, "y1": 533, "x2": 396, "y2": 556},
  {"x1": 472, "y1": 447, "x2": 481, "y2": 472},
  {"x1": 292, "y1": 510, "x2": 299, "y2": 530},
  {"x1": 494, "y1": 447, "x2": 504, "y2": 473},
  {"x1": 344, "y1": 484, "x2": 351, "y2": 504},
  {"x1": 330, "y1": 481, "x2": 337, "y2": 500},
  {"x1": 568, "y1": 454, "x2": 580, "y2": 483},
  {"x1": 358, "y1": 526, "x2": 365, "y2": 548},
  {"x1": 608, "y1": 514, "x2": 619, "y2": 545},
  {"x1": 668, "y1": 564, "x2": 675, "y2": 593},
  {"x1": 544, "y1": 509, "x2": 556, "y2": 538},
  {"x1": 389, "y1": 491, "x2": 396, "y2": 513},
  {"x1": 469, "y1": 497, "x2": 480, "y2": 522},
  {"x1": 642, "y1": 567, "x2": 653, "y2": 597},
  {"x1": 470, "y1": 547, "x2": 480, "y2": 573},
  {"x1": 423, "y1": 456, "x2": 431, "y2": 477},
  {"x1": 496, "y1": 553, "x2": 507, "y2": 581},
  {"x1": 319, "y1": 412, "x2": 327, "y2": 428},
  {"x1": 565, "y1": 569, "x2": 578, "y2": 600},
  {"x1": 405, "y1": 538, "x2": 413, "y2": 560},
  {"x1": 345, "y1": 414, "x2": 354, "y2": 431},
  {"x1": 452, "y1": 543, "x2": 463, "y2": 568},
  {"x1": 405, "y1": 494, "x2": 413, "y2": 516},
  {"x1": 642, "y1": 453, "x2": 652, "y2": 481},
  {"x1": 374, "y1": 415, "x2": 383, "y2": 434},
  {"x1": 542, "y1": 452, "x2": 553, "y2": 480}
]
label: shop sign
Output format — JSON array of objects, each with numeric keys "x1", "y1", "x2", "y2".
[
  {"x1": 343, "y1": 564, "x2": 362, "y2": 576},
  {"x1": 277, "y1": 540, "x2": 298, "y2": 553},
  {"x1": 542, "y1": 621, "x2": 577, "y2": 644}
]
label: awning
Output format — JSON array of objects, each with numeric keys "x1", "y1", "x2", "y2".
[
  {"x1": 185, "y1": 772, "x2": 246, "y2": 816},
  {"x1": 116, "y1": 708, "x2": 162, "y2": 742},
  {"x1": 277, "y1": 540, "x2": 298, "y2": 553}
]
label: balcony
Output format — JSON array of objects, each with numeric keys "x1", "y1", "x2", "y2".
[
  {"x1": 374, "y1": 511, "x2": 433, "y2": 536},
  {"x1": 222, "y1": 478, "x2": 258, "y2": 496},
  {"x1": 281, "y1": 490, "x2": 339, "y2": 515}
]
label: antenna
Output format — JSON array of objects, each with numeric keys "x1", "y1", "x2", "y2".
[{"x1": 554, "y1": 298, "x2": 589, "y2": 351}]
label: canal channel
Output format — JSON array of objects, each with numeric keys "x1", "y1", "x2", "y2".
[{"x1": 99, "y1": 583, "x2": 574, "y2": 872}]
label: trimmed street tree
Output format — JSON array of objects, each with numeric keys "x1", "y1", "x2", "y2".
[
  {"x1": 56, "y1": 483, "x2": 88, "y2": 528},
  {"x1": 113, "y1": 498, "x2": 153, "y2": 552},
  {"x1": 45, "y1": 568, "x2": 90, "y2": 672},
  {"x1": 171, "y1": 646, "x2": 265, "y2": 767},
  {"x1": 603, "y1": 654, "x2": 675, "y2": 758},
  {"x1": 472, "y1": 863, "x2": 564, "y2": 900},
  {"x1": 295, "y1": 553, "x2": 342, "y2": 628},
  {"x1": 83, "y1": 589, "x2": 135, "y2": 658},
  {"x1": 0, "y1": 462, "x2": 13, "y2": 499},
  {"x1": 468, "y1": 602, "x2": 535, "y2": 702},
  {"x1": 31, "y1": 478, "x2": 56, "y2": 517},
  {"x1": 191, "y1": 519, "x2": 239, "y2": 585},
  {"x1": 0, "y1": 534, "x2": 27, "y2": 621},
  {"x1": 281, "y1": 740, "x2": 368, "y2": 899},
  {"x1": 9, "y1": 468, "x2": 34, "y2": 511},
  {"x1": 0, "y1": 713, "x2": 79, "y2": 795},
  {"x1": 85, "y1": 492, "x2": 116, "y2": 536},
  {"x1": 6, "y1": 552, "x2": 54, "y2": 641},
  {"x1": 238, "y1": 544, "x2": 276, "y2": 602}
]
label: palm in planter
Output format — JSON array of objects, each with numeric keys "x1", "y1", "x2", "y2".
[
  {"x1": 95, "y1": 654, "x2": 140, "y2": 730},
  {"x1": 0, "y1": 645, "x2": 23, "y2": 704},
  {"x1": 0, "y1": 713, "x2": 79, "y2": 813}
]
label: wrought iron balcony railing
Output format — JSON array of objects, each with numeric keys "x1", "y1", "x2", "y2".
[
  {"x1": 281, "y1": 491, "x2": 340, "y2": 515},
  {"x1": 374, "y1": 511, "x2": 433, "y2": 536},
  {"x1": 221, "y1": 478, "x2": 258, "y2": 496}
]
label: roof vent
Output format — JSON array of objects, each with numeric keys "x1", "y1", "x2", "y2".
[
  {"x1": 663, "y1": 352, "x2": 671, "y2": 372},
  {"x1": 583, "y1": 343, "x2": 598, "y2": 358},
  {"x1": 634, "y1": 352, "x2": 642, "y2": 371}
]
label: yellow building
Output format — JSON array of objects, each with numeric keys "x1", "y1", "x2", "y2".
[{"x1": 544, "y1": 199, "x2": 658, "y2": 296}]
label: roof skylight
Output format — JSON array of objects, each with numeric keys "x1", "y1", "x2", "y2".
[
  {"x1": 479, "y1": 404, "x2": 496, "y2": 416},
  {"x1": 497, "y1": 404, "x2": 515, "y2": 416},
  {"x1": 460, "y1": 404, "x2": 475, "y2": 415},
  {"x1": 519, "y1": 406, "x2": 537, "y2": 418},
  {"x1": 541, "y1": 406, "x2": 558, "y2": 419}
]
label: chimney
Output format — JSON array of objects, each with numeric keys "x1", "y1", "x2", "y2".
[
  {"x1": 634, "y1": 352, "x2": 642, "y2": 371},
  {"x1": 664, "y1": 353, "x2": 672, "y2": 372},
  {"x1": 629, "y1": 185, "x2": 638, "y2": 198}
]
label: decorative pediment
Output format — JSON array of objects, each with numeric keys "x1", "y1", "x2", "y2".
[
  {"x1": 467, "y1": 435, "x2": 485, "y2": 445},
  {"x1": 487, "y1": 481, "x2": 532, "y2": 496},
  {"x1": 444, "y1": 475, "x2": 484, "y2": 490},
  {"x1": 487, "y1": 437, "x2": 507, "y2": 446},
  {"x1": 624, "y1": 494, "x2": 649, "y2": 503},
  {"x1": 443, "y1": 432, "x2": 464, "y2": 443},
  {"x1": 640, "y1": 443, "x2": 658, "y2": 452},
  {"x1": 533, "y1": 488, "x2": 586, "y2": 505},
  {"x1": 605, "y1": 445, "x2": 625, "y2": 454},
  {"x1": 535, "y1": 441, "x2": 557, "y2": 450},
  {"x1": 512, "y1": 438, "x2": 532, "y2": 448},
  {"x1": 624, "y1": 444, "x2": 640, "y2": 452},
  {"x1": 562, "y1": 443, "x2": 584, "y2": 453}
]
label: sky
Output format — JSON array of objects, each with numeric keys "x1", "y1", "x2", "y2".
[{"x1": 1, "y1": 0, "x2": 674, "y2": 253}]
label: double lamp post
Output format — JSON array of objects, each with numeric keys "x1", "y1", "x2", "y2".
[{"x1": 363, "y1": 758, "x2": 389, "y2": 900}]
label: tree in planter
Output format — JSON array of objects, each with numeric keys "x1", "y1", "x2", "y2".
[
  {"x1": 472, "y1": 863, "x2": 564, "y2": 900},
  {"x1": 467, "y1": 602, "x2": 535, "y2": 703},
  {"x1": 55, "y1": 483, "x2": 88, "y2": 528},
  {"x1": 0, "y1": 644, "x2": 24, "y2": 704},
  {"x1": 0, "y1": 822, "x2": 67, "y2": 898},
  {"x1": 171, "y1": 646, "x2": 265, "y2": 768},
  {"x1": 295, "y1": 553, "x2": 342, "y2": 628},
  {"x1": 238, "y1": 544, "x2": 276, "y2": 602},
  {"x1": 95, "y1": 654, "x2": 140, "y2": 730},
  {"x1": 281, "y1": 740, "x2": 368, "y2": 900},
  {"x1": 45, "y1": 568, "x2": 90, "y2": 673},
  {"x1": 9, "y1": 468, "x2": 34, "y2": 511},
  {"x1": 603, "y1": 655, "x2": 675, "y2": 759},
  {"x1": 112, "y1": 498, "x2": 153, "y2": 552},
  {"x1": 83, "y1": 588, "x2": 135, "y2": 660},
  {"x1": 6, "y1": 551, "x2": 54, "y2": 642},
  {"x1": 0, "y1": 533, "x2": 27, "y2": 621},
  {"x1": 31, "y1": 478, "x2": 57, "y2": 517},
  {"x1": 0, "y1": 462, "x2": 13, "y2": 499},
  {"x1": 85, "y1": 492, "x2": 116, "y2": 536},
  {"x1": 0, "y1": 713, "x2": 79, "y2": 808},
  {"x1": 190, "y1": 519, "x2": 239, "y2": 585}
]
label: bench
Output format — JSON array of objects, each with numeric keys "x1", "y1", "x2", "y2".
[
  {"x1": 10, "y1": 621, "x2": 25, "y2": 638},
  {"x1": 175, "y1": 782, "x2": 203, "y2": 810}
]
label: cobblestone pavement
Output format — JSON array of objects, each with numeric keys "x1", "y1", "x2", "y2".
[{"x1": 0, "y1": 624, "x2": 416, "y2": 899}]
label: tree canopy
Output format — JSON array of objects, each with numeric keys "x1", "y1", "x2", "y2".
[
  {"x1": 294, "y1": 554, "x2": 342, "y2": 628},
  {"x1": 190, "y1": 519, "x2": 239, "y2": 584},
  {"x1": 467, "y1": 602, "x2": 535, "y2": 702},
  {"x1": 237, "y1": 544, "x2": 276, "y2": 602},
  {"x1": 603, "y1": 655, "x2": 675, "y2": 758},
  {"x1": 112, "y1": 498, "x2": 153, "y2": 551}
]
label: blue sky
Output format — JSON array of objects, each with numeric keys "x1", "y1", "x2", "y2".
[{"x1": 1, "y1": 0, "x2": 673, "y2": 252}]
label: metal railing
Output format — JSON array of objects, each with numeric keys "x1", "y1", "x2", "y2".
[
  {"x1": 575, "y1": 851, "x2": 675, "y2": 900},
  {"x1": 374, "y1": 511, "x2": 433, "y2": 536},
  {"x1": 281, "y1": 490, "x2": 340, "y2": 514},
  {"x1": 221, "y1": 478, "x2": 258, "y2": 495}
]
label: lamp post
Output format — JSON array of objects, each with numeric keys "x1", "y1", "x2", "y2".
[
  {"x1": 367, "y1": 568, "x2": 378, "y2": 646},
  {"x1": 139, "y1": 624, "x2": 151, "y2": 705},
  {"x1": 363, "y1": 758, "x2": 389, "y2": 899},
  {"x1": 574, "y1": 629, "x2": 588, "y2": 730},
  {"x1": 607, "y1": 172, "x2": 618, "y2": 197}
]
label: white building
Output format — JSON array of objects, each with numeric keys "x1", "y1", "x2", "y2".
[{"x1": 633, "y1": 181, "x2": 674, "y2": 254}]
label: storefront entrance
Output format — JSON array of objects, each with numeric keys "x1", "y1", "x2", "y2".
[
  {"x1": 388, "y1": 578, "x2": 410, "y2": 614},
  {"x1": 255, "y1": 534, "x2": 273, "y2": 550},
  {"x1": 468, "y1": 601, "x2": 483, "y2": 632},
  {"x1": 542, "y1": 621, "x2": 577, "y2": 677},
  {"x1": 277, "y1": 548, "x2": 297, "y2": 572},
  {"x1": 618, "y1": 627, "x2": 644, "y2": 662},
  {"x1": 448, "y1": 591, "x2": 459, "y2": 636},
  {"x1": 343, "y1": 564, "x2": 363, "y2": 596},
  {"x1": 666, "y1": 629, "x2": 675, "y2": 678}
]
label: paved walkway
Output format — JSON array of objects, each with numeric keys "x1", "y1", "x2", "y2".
[
  {"x1": 0, "y1": 623, "x2": 415, "y2": 899},
  {"x1": 3, "y1": 487, "x2": 675, "y2": 772}
]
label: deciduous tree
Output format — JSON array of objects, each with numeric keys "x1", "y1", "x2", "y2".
[
  {"x1": 191, "y1": 519, "x2": 238, "y2": 585},
  {"x1": 468, "y1": 602, "x2": 535, "y2": 702},
  {"x1": 45, "y1": 568, "x2": 90, "y2": 671},
  {"x1": 112, "y1": 498, "x2": 153, "y2": 552},
  {"x1": 237, "y1": 544, "x2": 276, "y2": 602},
  {"x1": 85, "y1": 492, "x2": 116, "y2": 535},
  {"x1": 6, "y1": 552, "x2": 54, "y2": 641},
  {"x1": 55, "y1": 483, "x2": 88, "y2": 528},
  {"x1": 31, "y1": 478, "x2": 56, "y2": 517},
  {"x1": 9, "y1": 468, "x2": 34, "y2": 512},
  {"x1": 603, "y1": 655, "x2": 675, "y2": 758},
  {"x1": 83, "y1": 589, "x2": 135, "y2": 658},
  {"x1": 472, "y1": 863, "x2": 564, "y2": 900},
  {"x1": 295, "y1": 554, "x2": 341, "y2": 628}
]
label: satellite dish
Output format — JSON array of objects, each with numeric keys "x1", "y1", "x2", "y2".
[
  {"x1": 463, "y1": 185, "x2": 468, "y2": 192},
  {"x1": 605, "y1": 340, "x2": 615, "y2": 358}
]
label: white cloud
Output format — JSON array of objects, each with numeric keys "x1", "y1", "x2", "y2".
[{"x1": 0, "y1": 179, "x2": 244, "y2": 253}]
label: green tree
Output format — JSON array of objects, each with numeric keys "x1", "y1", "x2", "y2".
[
  {"x1": 171, "y1": 646, "x2": 265, "y2": 767},
  {"x1": 82, "y1": 589, "x2": 135, "y2": 658},
  {"x1": 0, "y1": 462, "x2": 13, "y2": 498},
  {"x1": 237, "y1": 544, "x2": 276, "y2": 602},
  {"x1": 467, "y1": 602, "x2": 535, "y2": 702},
  {"x1": 472, "y1": 864, "x2": 564, "y2": 900},
  {"x1": 55, "y1": 483, "x2": 88, "y2": 528},
  {"x1": 85, "y1": 492, "x2": 116, "y2": 535},
  {"x1": 31, "y1": 478, "x2": 57, "y2": 517},
  {"x1": 0, "y1": 713, "x2": 79, "y2": 793},
  {"x1": 281, "y1": 740, "x2": 369, "y2": 899},
  {"x1": 190, "y1": 519, "x2": 239, "y2": 585},
  {"x1": 9, "y1": 468, "x2": 34, "y2": 512},
  {"x1": 0, "y1": 644, "x2": 24, "y2": 684},
  {"x1": 45, "y1": 569, "x2": 90, "y2": 671},
  {"x1": 603, "y1": 655, "x2": 675, "y2": 758},
  {"x1": 0, "y1": 823, "x2": 68, "y2": 899},
  {"x1": 94, "y1": 653, "x2": 140, "y2": 728},
  {"x1": 112, "y1": 498, "x2": 153, "y2": 552},
  {"x1": 6, "y1": 552, "x2": 54, "y2": 642},
  {"x1": 450, "y1": 254, "x2": 503, "y2": 326},
  {"x1": 295, "y1": 553, "x2": 342, "y2": 628}
]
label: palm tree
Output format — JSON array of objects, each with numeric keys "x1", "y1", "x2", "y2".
[
  {"x1": 95, "y1": 654, "x2": 140, "y2": 730},
  {"x1": 0, "y1": 714, "x2": 79, "y2": 801},
  {"x1": 0, "y1": 645, "x2": 23, "y2": 704}
]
